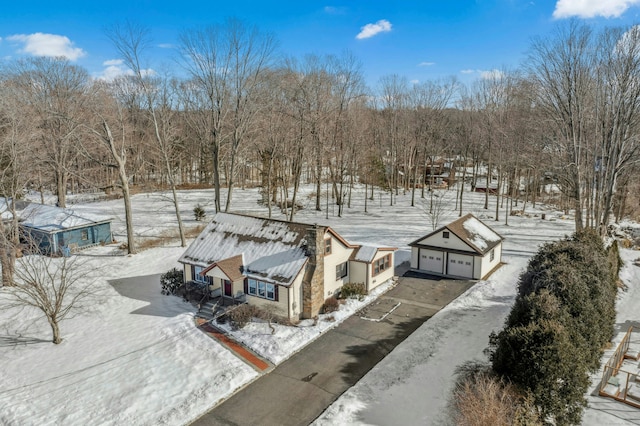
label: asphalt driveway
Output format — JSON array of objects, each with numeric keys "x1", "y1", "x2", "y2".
[{"x1": 191, "y1": 271, "x2": 474, "y2": 426}]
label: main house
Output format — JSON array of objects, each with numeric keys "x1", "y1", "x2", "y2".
[
  {"x1": 178, "y1": 212, "x2": 396, "y2": 320},
  {"x1": 1, "y1": 198, "x2": 113, "y2": 256},
  {"x1": 409, "y1": 213, "x2": 503, "y2": 280}
]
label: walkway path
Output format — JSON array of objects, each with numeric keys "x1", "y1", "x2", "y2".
[
  {"x1": 191, "y1": 274, "x2": 473, "y2": 426},
  {"x1": 196, "y1": 318, "x2": 272, "y2": 373}
]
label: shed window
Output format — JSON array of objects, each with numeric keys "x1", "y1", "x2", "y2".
[
  {"x1": 81, "y1": 229, "x2": 89, "y2": 241},
  {"x1": 490, "y1": 249, "x2": 495, "y2": 262},
  {"x1": 443, "y1": 231, "x2": 450, "y2": 239}
]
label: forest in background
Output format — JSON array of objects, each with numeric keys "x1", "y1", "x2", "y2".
[{"x1": 1, "y1": 19, "x2": 639, "y2": 259}]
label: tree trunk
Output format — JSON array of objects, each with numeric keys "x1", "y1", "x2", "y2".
[{"x1": 49, "y1": 318, "x2": 62, "y2": 344}]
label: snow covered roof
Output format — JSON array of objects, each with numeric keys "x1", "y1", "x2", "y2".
[
  {"x1": 179, "y1": 213, "x2": 317, "y2": 286},
  {"x1": 410, "y1": 213, "x2": 503, "y2": 255},
  {"x1": 18, "y1": 202, "x2": 112, "y2": 232},
  {"x1": 446, "y1": 214, "x2": 503, "y2": 254},
  {"x1": 1, "y1": 198, "x2": 111, "y2": 231},
  {"x1": 352, "y1": 245, "x2": 396, "y2": 262}
]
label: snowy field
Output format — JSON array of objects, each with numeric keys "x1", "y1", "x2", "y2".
[{"x1": 0, "y1": 184, "x2": 638, "y2": 425}]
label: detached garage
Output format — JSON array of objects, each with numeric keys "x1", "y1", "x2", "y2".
[{"x1": 409, "y1": 214, "x2": 504, "y2": 280}]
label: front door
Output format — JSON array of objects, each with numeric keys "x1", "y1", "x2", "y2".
[{"x1": 223, "y1": 280, "x2": 233, "y2": 297}]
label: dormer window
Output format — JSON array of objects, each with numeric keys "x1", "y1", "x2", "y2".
[{"x1": 443, "y1": 231, "x2": 450, "y2": 239}]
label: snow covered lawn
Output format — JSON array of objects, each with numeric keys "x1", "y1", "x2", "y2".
[{"x1": 1, "y1": 186, "x2": 637, "y2": 425}]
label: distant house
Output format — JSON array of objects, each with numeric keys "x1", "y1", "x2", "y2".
[
  {"x1": 425, "y1": 158, "x2": 456, "y2": 188},
  {"x1": 0, "y1": 199, "x2": 113, "y2": 256},
  {"x1": 409, "y1": 214, "x2": 503, "y2": 280},
  {"x1": 178, "y1": 212, "x2": 397, "y2": 320},
  {"x1": 473, "y1": 178, "x2": 498, "y2": 194}
]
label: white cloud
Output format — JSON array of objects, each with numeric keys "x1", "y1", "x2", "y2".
[
  {"x1": 324, "y1": 6, "x2": 346, "y2": 14},
  {"x1": 459, "y1": 69, "x2": 504, "y2": 79},
  {"x1": 553, "y1": 0, "x2": 640, "y2": 19},
  {"x1": 480, "y1": 69, "x2": 504, "y2": 79},
  {"x1": 7, "y1": 33, "x2": 86, "y2": 61},
  {"x1": 418, "y1": 61, "x2": 435, "y2": 67},
  {"x1": 356, "y1": 19, "x2": 392, "y2": 40},
  {"x1": 95, "y1": 59, "x2": 155, "y2": 81},
  {"x1": 103, "y1": 59, "x2": 123, "y2": 66},
  {"x1": 158, "y1": 43, "x2": 175, "y2": 49},
  {"x1": 410, "y1": 79, "x2": 420, "y2": 84}
]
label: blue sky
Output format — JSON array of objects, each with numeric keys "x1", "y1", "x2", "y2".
[{"x1": 2, "y1": 1, "x2": 640, "y2": 87}]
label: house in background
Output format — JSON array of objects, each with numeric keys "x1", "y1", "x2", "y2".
[
  {"x1": 179, "y1": 212, "x2": 397, "y2": 320},
  {"x1": 4, "y1": 200, "x2": 114, "y2": 256},
  {"x1": 409, "y1": 214, "x2": 503, "y2": 280},
  {"x1": 425, "y1": 157, "x2": 456, "y2": 189}
]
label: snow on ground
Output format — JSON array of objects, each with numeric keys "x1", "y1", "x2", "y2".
[
  {"x1": 217, "y1": 279, "x2": 395, "y2": 365},
  {"x1": 2, "y1": 185, "x2": 638, "y2": 425},
  {"x1": 0, "y1": 245, "x2": 257, "y2": 426}
]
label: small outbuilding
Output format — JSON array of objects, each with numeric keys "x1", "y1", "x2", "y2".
[
  {"x1": 16, "y1": 201, "x2": 113, "y2": 256},
  {"x1": 409, "y1": 213, "x2": 503, "y2": 280}
]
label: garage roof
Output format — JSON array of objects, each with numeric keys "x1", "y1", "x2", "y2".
[{"x1": 409, "y1": 213, "x2": 503, "y2": 255}]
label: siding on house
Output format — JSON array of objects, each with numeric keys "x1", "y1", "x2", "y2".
[{"x1": 322, "y1": 233, "x2": 356, "y2": 298}]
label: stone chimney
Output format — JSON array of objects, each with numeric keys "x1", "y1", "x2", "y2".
[{"x1": 302, "y1": 224, "x2": 325, "y2": 318}]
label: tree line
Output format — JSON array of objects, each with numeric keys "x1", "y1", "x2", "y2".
[{"x1": 1, "y1": 19, "x2": 639, "y2": 260}]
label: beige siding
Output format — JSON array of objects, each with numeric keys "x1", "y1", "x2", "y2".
[
  {"x1": 410, "y1": 247, "x2": 419, "y2": 269},
  {"x1": 416, "y1": 231, "x2": 475, "y2": 252},
  {"x1": 349, "y1": 261, "x2": 367, "y2": 287},
  {"x1": 246, "y1": 291, "x2": 289, "y2": 317},
  {"x1": 322, "y1": 234, "x2": 354, "y2": 298},
  {"x1": 479, "y1": 243, "x2": 502, "y2": 279},
  {"x1": 183, "y1": 264, "x2": 193, "y2": 281},
  {"x1": 289, "y1": 273, "x2": 303, "y2": 319},
  {"x1": 368, "y1": 251, "x2": 395, "y2": 291}
]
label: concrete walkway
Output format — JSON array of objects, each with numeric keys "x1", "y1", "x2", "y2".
[{"x1": 191, "y1": 273, "x2": 474, "y2": 426}]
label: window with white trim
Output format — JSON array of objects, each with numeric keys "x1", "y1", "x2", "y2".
[
  {"x1": 248, "y1": 279, "x2": 276, "y2": 301},
  {"x1": 248, "y1": 279, "x2": 257, "y2": 295},
  {"x1": 336, "y1": 262, "x2": 348, "y2": 280},
  {"x1": 193, "y1": 265, "x2": 208, "y2": 283},
  {"x1": 490, "y1": 249, "x2": 495, "y2": 262},
  {"x1": 443, "y1": 231, "x2": 450, "y2": 239},
  {"x1": 266, "y1": 283, "x2": 275, "y2": 300}
]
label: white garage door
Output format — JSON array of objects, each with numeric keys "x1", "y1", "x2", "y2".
[
  {"x1": 447, "y1": 253, "x2": 474, "y2": 278},
  {"x1": 419, "y1": 249, "x2": 444, "y2": 274}
]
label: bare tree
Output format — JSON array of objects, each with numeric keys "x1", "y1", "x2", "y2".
[
  {"x1": 1, "y1": 253, "x2": 99, "y2": 344},
  {"x1": 179, "y1": 18, "x2": 277, "y2": 213},
  {"x1": 107, "y1": 22, "x2": 187, "y2": 247},
  {"x1": 527, "y1": 22, "x2": 595, "y2": 231},
  {"x1": 8, "y1": 57, "x2": 92, "y2": 208},
  {"x1": 0, "y1": 75, "x2": 35, "y2": 285}
]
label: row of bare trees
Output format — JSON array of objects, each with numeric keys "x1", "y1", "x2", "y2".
[{"x1": 1, "y1": 20, "x2": 639, "y2": 249}]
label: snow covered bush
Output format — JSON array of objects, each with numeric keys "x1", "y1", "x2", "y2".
[{"x1": 160, "y1": 268, "x2": 184, "y2": 295}]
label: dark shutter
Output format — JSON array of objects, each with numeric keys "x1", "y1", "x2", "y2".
[
  {"x1": 191, "y1": 265, "x2": 195, "y2": 281},
  {"x1": 244, "y1": 278, "x2": 248, "y2": 294},
  {"x1": 274, "y1": 285, "x2": 279, "y2": 302}
]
